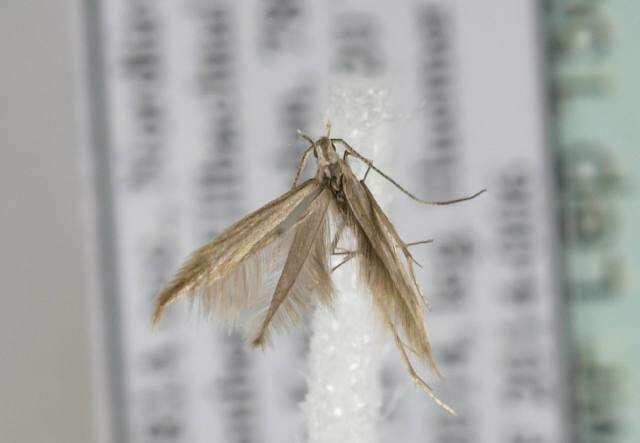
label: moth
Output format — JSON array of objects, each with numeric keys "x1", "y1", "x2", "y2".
[{"x1": 153, "y1": 125, "x2": 484, "y2": 414}]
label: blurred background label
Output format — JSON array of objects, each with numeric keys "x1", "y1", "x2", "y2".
[{"x1": 80, "y1": 1, "x2": 572, "y2": 442}]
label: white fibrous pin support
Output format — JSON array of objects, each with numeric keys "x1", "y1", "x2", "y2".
[{"x1": 303, "y1": 79, "x2": 392, "y2": 443}]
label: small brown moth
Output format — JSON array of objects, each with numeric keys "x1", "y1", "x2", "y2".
[{"x1": 153, "y1": 124, "x2": 484, "y2": 414}]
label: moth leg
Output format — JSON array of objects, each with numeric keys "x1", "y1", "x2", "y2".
[
  {"x1": 382, "y1": 313, "x2": 456, "y2": 415},
  {"x1": 330, "y1": 217, "x2": 348, "y2": 251},
  {"x1": 400, "y1": 240, "x2": 433, "y2": 310},
  {"x1": 396, "y1": 239, "x2": 433, "y2": 268},
  {"x1": 340, "y1": 144, "x2": 370, "y2": 182},
  {"x1": 403, "y1": 239, "x2": 434, "y2": 268},
  {"x1": 331, "y1": 253, "x2": 355, "y2": 272},
  {"x1": 332, "y1": 138, "x2": 486, "y2": 205},
  {"x1": 396, "y1": 238, "x2": 436, "y2": 310},
  {"x1": 406, "y1": 239, "x2": 433, "y2": 247},
  {"x1": 330, "y1": 223, "x2": 354, "y2": 272},
  {"x1": 291, "y1": 143, "x2": 315, "y2": 188},
  {"x1": 361, "y1": 164, "x2": 372, "y2": 183},
  {"x1": 331, "y1": 241, "x2": 432, "y2": 274}
]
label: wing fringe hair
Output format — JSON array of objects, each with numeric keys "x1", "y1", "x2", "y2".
[
  {"x1": 153, "y1": 179, "x2": 334, "y2": 346},
  {"x1": 153, "y1": 163, "x2": 454, "y2": 413},
  {"x1": 340, "y1": 165, "x2": 455, "y2": 414}
]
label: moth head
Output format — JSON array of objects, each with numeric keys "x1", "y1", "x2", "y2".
[{"x1": 315, "y1": 136, "x2": 340, "y2": 165}]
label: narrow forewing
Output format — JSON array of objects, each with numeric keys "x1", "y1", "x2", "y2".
[
  {"x1": 340, "y1": 163, "x2": 439, "y2": 375},
  {"x1": 251, "y1": 188, "x2": 334, "y2": 346},
  {"x1": 152, "y1": 179, "x2": 322, "y2": 326}
]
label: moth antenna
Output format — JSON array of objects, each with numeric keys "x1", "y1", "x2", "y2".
[
  {"x1": 333, "y1": 138, "x2": 486, "y2": 205},
  {"x1": 296, "y1": 128, "x2": 315, "y2": 145},
  {"x1": 325, "y1": 121, "x2": 332, "y2": 137},
  {"x1": 291, "y1": 144, "x2": 314, "y2": 188}
]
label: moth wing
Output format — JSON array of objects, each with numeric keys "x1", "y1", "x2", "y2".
[
  {"x1": 361, "y1": 185, "x2": 430, "y2": 309},
  {"x1": 251, "y1": 188, "x2": 334, "y2": 347},
  {"x1": 152, "y1": 179, "x2": 323, "y2": 326},
  {"x1": 340, "y1": 164, "x2": 440, "y2": 375}
]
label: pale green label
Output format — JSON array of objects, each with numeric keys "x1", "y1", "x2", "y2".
[{"x1": 550, "y1": 1, "x2": 640, "y2": 441}]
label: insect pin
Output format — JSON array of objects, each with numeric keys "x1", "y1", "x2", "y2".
[{"x1": 153, "y1": 123, "x2": 485, "y2": 414}]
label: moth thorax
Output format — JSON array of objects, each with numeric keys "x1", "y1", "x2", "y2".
[{"x1": 315, "y1": 137, "x2": 338, "y2": 163}]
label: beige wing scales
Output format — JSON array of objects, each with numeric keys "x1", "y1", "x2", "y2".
[
  {"x1": 340, "y1": 163, "x2": 455, "y2": 413},
  {"x1": 251, "y1": 188, "x2": 334, "y2": 346},
  {"x1": 153, "y1": 179, "x2": 334, "y2": 344}
]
